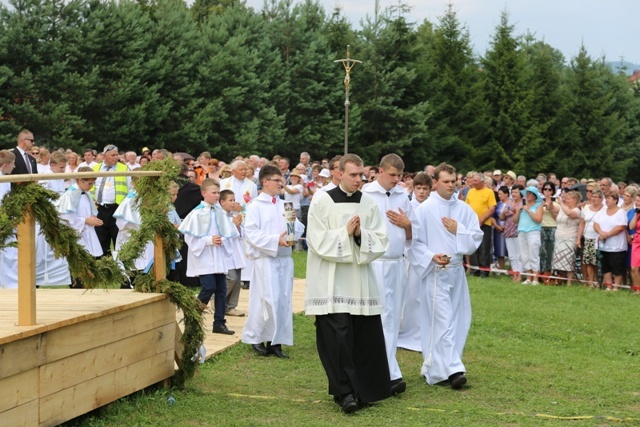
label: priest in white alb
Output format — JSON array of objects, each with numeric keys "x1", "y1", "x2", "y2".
[{"x1": 408, "y1": 163, "x2": 483, "y2": 390}]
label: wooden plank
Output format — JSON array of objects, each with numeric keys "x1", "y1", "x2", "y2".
[
  {"x1": 39, "y1": 350, "x2": 174, "y2": 427},
  {"x1": 0, "y1": 335, "x2": 42, "y2": 380},
  {"x1": 153, "y1": 234, "x2": 166, "y2": 281},
  {"x1": 174, "y1": 320, "x2": 184, "y2": 366},
  {"x1": 43, "y1": 298, "x2": 175, "y2": 363},
  {"x1": 17, "y1": 205, "x2": 36, "y2": 326},
  {"x1": 40, "y1": 323, "x2": 174, "y2": 397},
  {"x1": 0, "y1": 290, "x2": 170, "y2": 346},
  {"x1": 0, "y1": 170, "x2": 162, "y2": 184},
  {"x1": 0, "y1": 399, "x2": 39, "y2": 427},
  {"x1": 0, "y1": 368, "x2": 38, "y2": 413}
]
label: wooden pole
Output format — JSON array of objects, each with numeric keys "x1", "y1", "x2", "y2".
[
  {"x1": 17, "y1": 204, "x2": 36, "y2": 326},
  {"x1": 153, "y1": 234, "x2": 166, "y2": 281}
]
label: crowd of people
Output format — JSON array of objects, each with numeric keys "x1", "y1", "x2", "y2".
[
  {"x1": 2, "y1": 128, "x2": 639, "y2": 415},
  {"x1": 459, "y1": 170, "x2": 640, "y2": 292}
]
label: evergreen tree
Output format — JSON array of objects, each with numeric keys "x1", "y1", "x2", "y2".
[
  {"x1": 480, "y1": 12, "x2": 533, "y2": 174},
  {"x1": 518, "y1": 39, "x2": 565, "y2": 176},
  {"x1": 260, "y1": 0, "x2": 343, "y2": 160},
  {"x1": 198, "y1": 3, "x2": 285, "y2": 158},
  {"x1": 420, "y1": 5, "x2": 485, "y2": 172},
  {"x1": 352, "y1": 3, "x2": 430, "y2": 170},
  {"x1": 0, "y1": 0, "x2": 92, "y2": 150},
  {"x1": 560, "y1": 46, "x2": 623, "y2": 179}
]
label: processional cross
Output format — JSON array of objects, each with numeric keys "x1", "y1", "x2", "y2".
[{"x1": 334, "y1": 45, "x2": 362, "y2": 155}]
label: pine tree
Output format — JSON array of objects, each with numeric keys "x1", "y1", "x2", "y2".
[
  {"x1": 352, "y1": 3, "x2": 430, "y2": 170},
  {"x1": 560, "y1": 46, "x2": 624, "y2": 179},
  {"x1": 420, "y1": 4, "x2": 485, "y2": 171},
  {"x1": 480, "y1": 11, "x2": 532, "y2": 173}
]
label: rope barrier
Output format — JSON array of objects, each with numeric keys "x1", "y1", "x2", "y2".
[{"x1": 464, "y1": 264, "x2": 640, "y2": 292}]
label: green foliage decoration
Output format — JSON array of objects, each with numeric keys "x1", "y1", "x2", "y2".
[
  {"x1": 117, "y1": 158, "x2": 205, "y2": 389},
  {"x1": 0, "y1": 158, "x2": 204, "y2": 389},
  {"x1": 1, "y1": 183, "x2": 124, "y2": 287}
]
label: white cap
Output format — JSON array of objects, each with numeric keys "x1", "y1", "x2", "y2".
[{"x1": 319, "y1": 168, "x2": 331, "y2": 178}]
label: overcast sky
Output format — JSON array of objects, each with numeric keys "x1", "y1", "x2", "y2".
[{"x1": 244, "y1": 0, "x2": 639, "y2": 65}]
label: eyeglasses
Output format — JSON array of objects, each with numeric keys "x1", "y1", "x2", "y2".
[
  {"x1": 32, "y1": 151, "x2": 40, "y2": 155},
  {"x1": 23, "y1": 138, "x2": 34, "y2": 142},
  {"x1": 586, "y1": 190, "x2": 592, "y2": 193},
  {"x1": 543, "y1": 187, "x2": 553, "y2": 191},
  {"x1": 266, "y1": 178, "x2": 282, "y2": 182},
  {"x1": 80, "y1": 179, "x2": 96, "y2": 185}
]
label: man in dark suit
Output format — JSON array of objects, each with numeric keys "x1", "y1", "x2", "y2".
[{"x1": 11, "y1": 129, "x2": 38, "y2": 176}]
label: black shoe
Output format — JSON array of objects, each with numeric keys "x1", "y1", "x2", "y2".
[
  {"x1": 212, "y1": 324, "x2": 235, "y2": 335},
  {"x1": 449, "y1": 372, "x2": 467, "y2": 389},
  {"x1": 267, "y1": 343, "x2": 289, "y2": 359},
  {"x1": 337, "y1": 393, "x2": 358, "y2": 414},
  {"x1": 390, "y1": 378, "x2": 406, "y2": 395},
  {"x1": 251, "y1": 343, "x2": 269, "y2": 356},
  {"x1": 480, "y1": 271, "x2": 489, "y2": 278}
]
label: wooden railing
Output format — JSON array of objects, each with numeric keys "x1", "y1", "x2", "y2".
[{"x1": 0, "y1": 170, "x2": 164, "y2": 326}]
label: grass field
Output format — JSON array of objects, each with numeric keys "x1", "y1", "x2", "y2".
[{"x1": 64, "y1": 254, "x2": 640, "y2": 426}]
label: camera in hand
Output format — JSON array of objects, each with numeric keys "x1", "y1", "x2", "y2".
[{"x1": 635, "y1": 208, "x2": 640, "y2": 214}]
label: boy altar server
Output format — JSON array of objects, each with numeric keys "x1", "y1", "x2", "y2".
[
  {"x1": 241, "y1": 165, "x2": 304, "y2": 359},
  {"x1": 36, "y1": 151, "x2": 71, "y2": 286},
  {"x1": 398, "y1": 172, "x2": 432, "y2": 351},
  {"x1": 179, "y1": 179, "x2": 237, "y2": 335},
  {"x1": 57, "y1": 166, "x2": 104, "y2": 288},
  {"x1": 408, "y1": 163, "x2": 483, "y2": 389}
]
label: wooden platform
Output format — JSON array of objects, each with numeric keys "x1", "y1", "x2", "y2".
[
  {"x1": 193, "y1": 278, "x2": 307, "y2": 359},
  {"x1": 0, "y1": 289, "x2": 176, "y2": 427}
]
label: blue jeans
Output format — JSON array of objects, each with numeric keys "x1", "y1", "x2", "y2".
[{"x1": 197, "y1": 273, "x2": 227, "y2": 328}]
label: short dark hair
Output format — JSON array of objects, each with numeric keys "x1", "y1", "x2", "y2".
[
  {"x1": 220, "y1": 189, "x2": 235, "y2": 201},
  {"x1": 434, "y1": 162, "x2": 456, "y2": 181},
  {"x1": 259, "y1": 165, "x2": 282, "y2": 183},
  {"x1": 339, "y1": 154, "x2": 363, "y2": 172},
  {"x1": 413, "y1": 172, "x2": 433, "y2": 188}
]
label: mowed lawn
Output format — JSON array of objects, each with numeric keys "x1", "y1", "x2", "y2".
[{"x1": 66, "y1": 254, "x2": 640, "y2": 426}]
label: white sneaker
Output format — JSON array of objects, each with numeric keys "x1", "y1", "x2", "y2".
[
  {"x1": 531, "y1": 281, "x2": 539, "y2": 286},
  {"x1": 522, "y1": 280, "x2": 531, "y2": 285}
]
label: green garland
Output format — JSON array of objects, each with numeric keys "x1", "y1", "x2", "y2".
[
  {"x1": 1, "y1": 184, "x2": 124, "y2": 287},
  {"x1": 0, "y1": 159, "x2": 204, "y2": 389},
  {"x1": 117, "y1": 159, "x2": 205, "y2": 388}
]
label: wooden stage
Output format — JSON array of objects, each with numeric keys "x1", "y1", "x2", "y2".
[
  {"x1": 0, "y1": 279, "x2": 307, "y2": 426},
  {"x1": 0, "y1": 289, "x2": 176, "y2": 427},
  {"x1": 186, "y1": 278, "x2": 307, "y2": 359}
]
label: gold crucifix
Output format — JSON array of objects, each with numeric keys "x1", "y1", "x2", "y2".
[{"x1": 334, "y1": 45, "x2": 362, "y2": 154}]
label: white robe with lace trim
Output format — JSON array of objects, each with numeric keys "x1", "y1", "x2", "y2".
[{"x1": 305, "y1": 190, "x2": 388, "y2": 316}]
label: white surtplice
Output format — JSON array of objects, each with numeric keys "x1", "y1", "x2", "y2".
[
  {"x1": 408, "y1": 192, "x2": 483, "y2": 385},
  {"x1": 241, "y1": 193, "x2": 304, "y2": 346},
  {"x1": 362, "y1": 181, "x2": 417, "y2": 381},
  {"x1": 58, "y1": 186, "x2": 103, "y2": 258}
]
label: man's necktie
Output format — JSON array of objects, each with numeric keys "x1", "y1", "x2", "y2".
[
  {"x1": 24, "y1": 152, "x2": 32, "y2": 173},
  {"x1": 96, "y1": 166, "x2": 111, "y2": 204}
]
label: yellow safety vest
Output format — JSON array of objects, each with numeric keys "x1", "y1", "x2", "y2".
[{"x1": 90, "y1": 162, "x2": 129, "y2": 205}]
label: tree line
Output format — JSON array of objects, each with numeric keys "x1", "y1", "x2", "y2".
[{"x1": 1, "y1": 0, "x2": 639, "y2": 181}]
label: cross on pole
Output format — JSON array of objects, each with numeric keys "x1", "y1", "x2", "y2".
[{"x1": 334, "y1": 45, "x2": 362, "y2": 155}]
